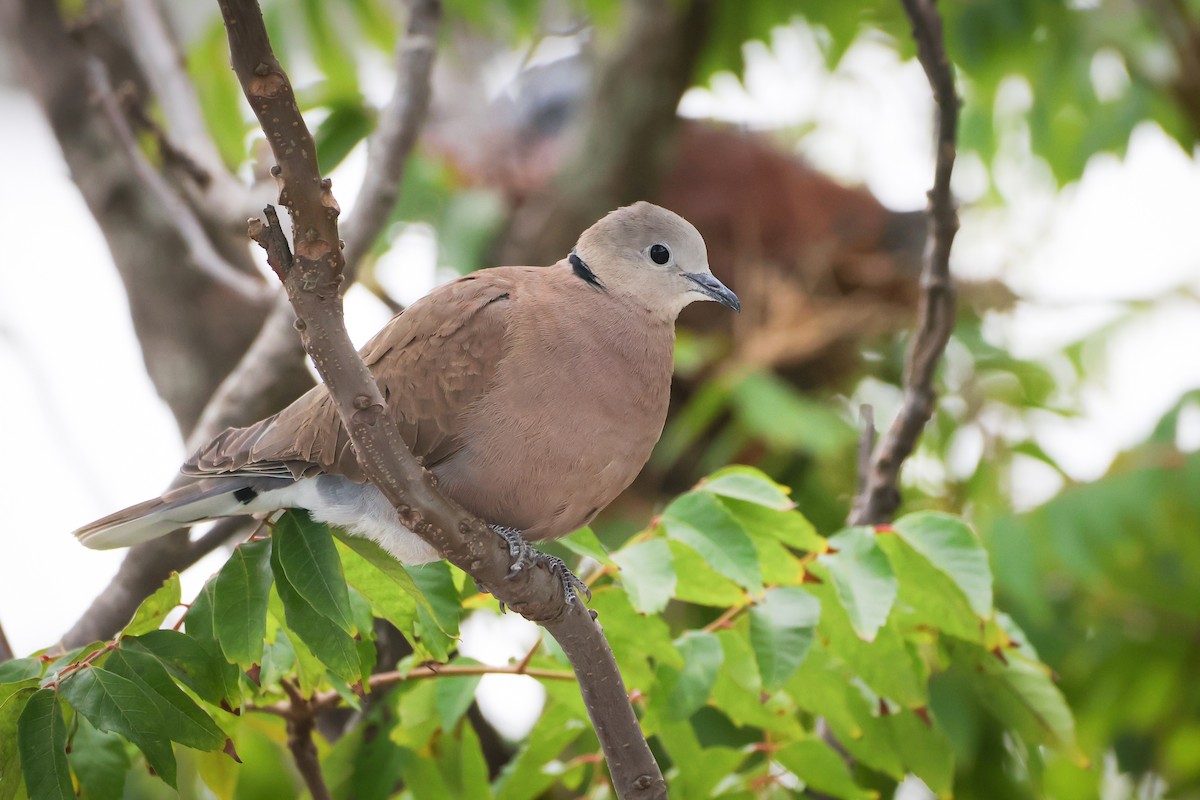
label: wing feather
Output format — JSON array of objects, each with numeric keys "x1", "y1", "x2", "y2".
[{"x1": 184, "y1": 271, "x2": 516, "y2": 482}]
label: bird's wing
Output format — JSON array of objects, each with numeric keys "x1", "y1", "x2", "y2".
[{"x1": 183, "y1": 271, "x2": 518, "y2": 482}]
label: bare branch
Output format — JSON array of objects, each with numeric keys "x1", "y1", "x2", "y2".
[
  {"x1": 120, "y1": 0, "x2": 252, "y2": 212},
  {"x1": 252, "y1": 661, "x2": 576, "y2": 719},
  {"x1": 853, "y1": 405, "x2": 877, "y2": 501},
  {"x1": 216, "y1": 1, "x2": 665, "y2": 795},
  {"x1": 850, "y1": 0, "x2": 960, "y2": 526},
  {"x1": 279, "y1": 679, "x2": 333, "y2": 800},
  {"x1": 2, "y1": 0, "x2": 274, "y2": 436},
  {"x1": 340, "y1": 0, "x2": 441, "y2": 274},
  {"x1": 87, "y1": 60, "x2": 270, "y2": 304}
]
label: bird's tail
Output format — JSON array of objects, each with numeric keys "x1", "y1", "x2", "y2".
[{"x1": 73, "y1": 479, "x2": 275, "y2": 549}]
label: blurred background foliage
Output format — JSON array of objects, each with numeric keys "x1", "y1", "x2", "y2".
[
  {"x1": 102, "y1": 0, "x2": 1200, "y2": 793},
  {"x1": 5, "y1": 0, "x2": 1200, "y2": 796},
  {"x1": 172, "y1": 0, "x2": 1200, "y2": 793}
]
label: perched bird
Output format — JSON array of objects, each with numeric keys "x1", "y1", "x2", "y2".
[{"x1": 74, "y1": 202, "x2": 739, "y2": 592}]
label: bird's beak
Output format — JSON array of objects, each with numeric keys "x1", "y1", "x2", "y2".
[{"x1": 684, "y1": 272, "x2": 740, "y2": 312}]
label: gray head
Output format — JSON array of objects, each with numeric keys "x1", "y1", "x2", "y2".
[{"x1": 572, "y1": 202, "x2": 740, "y2": 319}]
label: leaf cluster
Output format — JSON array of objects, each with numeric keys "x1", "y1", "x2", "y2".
[{"x1": 1, "y1": 469, "x2": 1081, "y2": 799}]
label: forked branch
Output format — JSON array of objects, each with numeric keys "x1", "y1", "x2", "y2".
[
  {"x1": 850, "y1": 0, "x2": 961, "y2": 526},
  {"x1": 215, "y1": 1, "x2": 666, "y2": 797}
]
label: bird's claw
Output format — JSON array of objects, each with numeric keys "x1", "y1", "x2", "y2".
[{"x1": 489, "y1": 525, "x2": 591, "y2": 607}]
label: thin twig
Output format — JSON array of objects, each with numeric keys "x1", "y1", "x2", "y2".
[
  {"x1": 340, "y1": 0, "x2": 441, "y2": 275},
  {"x1": 850, "y1": 0, "x2": 960, "y2": 526},
  {"x1": 216, "y1": 2, "x2": 666, "y2": 796},
  {"x1": 252, "y1": 661, "x2": 576, "y2": 719},
  {"x1": 279, "y1": 679, "x2": 332, "y2": 800},
  {"x1": 120, "y1": 0, "x2": 251, "y2": 210},
  {"x1": 119, "y1": 86, "x2": 213, "y2": 189},
  {"x1": 853, "y1": 404, "x2": 876, "y2": 503},
  {"x1": 86, "y1": 59, "x2": 269, "y2": 304}
]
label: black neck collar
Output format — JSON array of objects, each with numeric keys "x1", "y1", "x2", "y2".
[{"x1": 569, "y1": 251, "x2": 605, "y2": 291}]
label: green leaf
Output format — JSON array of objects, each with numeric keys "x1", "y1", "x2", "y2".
[
  {"x1": 444, "y1": 720, "x2": 493, "y2": 800},
  {"x1": 122, "y1": 572, "x2": 181, "y2": 637},
  {"x1": 274, "y1": 511, "x2": 356, "y2": 635},
  {"x1": 389, "y1": 680, "x2": 442, "y2": 752},
  {"x1": 557, "y1": 527, "x2": 613, "y2": 565},
  {"x1": 185, "y1": 579, "x2": 218, "y2": 642},
  {"x1": 698, "y1": 465, "x2": 794, "y2": 509},
  {"x1": 259, "y1": 629, "x2": 297, "y2": 690},
  {"x1": 884, "y1": 709, "x2": 956, "y2": 795},
  {"x1": 663, "y1": 631, "x2": 724, "y2": 721},
  {"x1": 300, "y1": 0, "x2": 360, "y2": 94},
  {"x1": 212, "y1": 538, "x2": 274, "y2": 668},
  {"x1": 123, "y1": 630, "x2": 240, "y2": 709},
  {"x1": 105, "y1": 648, "x2": 226, "y2": 752},
  {"x1": 820, "y1": 526, "x2": 898, "y2": 641},
  {"x1": 743, "y1": 522, "x2": 807, "y2": 586},
  {"x1": 953, "y1": 642, "x2": 1082, "y2": 759},
  {"x1": 892, "y1": 512, "x2": 993, "y2": 617},
  {"x1": 750, "y1": 587, "x2": 821, "y2": 691},
  {"x1": 0, "y1": 659, "x2": 41, "y2": 684},
  {"x1": 336, "y1": 538, "x2": 419, "y2": 636},
  {"x1": 776, "y1": 739, "x2": 873, "y2": 800},
  {"x1": 434, "y1": 661, "x2": 482, "y2": 731},
  {"x1": 188, "y1": 19, "x2": 248, "y2": 168},
  {"x1": 1, "y1": 681, "x2": 39, "y2": 800},
  {"x1": 17, "y1": 689, "x2": 73, "y2": 800},
  {"x1": 67, "y1": 714, "x2": 130, "y2": 800},
  {"x1": 585, "y1": 588, "x2": 681, "y2": 692},
  {"x1": 612, "y1": 538, "x2": 676, "y2": 615},
  {"x1": 709, "y1": 629, "x2": 802, "y2": 735},
  {"x1": 270, "y1": 539, "x2": 362, "y2": 685},
  {"x1": 395, "y1": 746, "x2": 453, "y2": 800},
  {"x1": 335, "y1": 530, "x2": 434, "y2": 615},
  {"x1": 721, "y1": 496, "x2": 825, "y2": 553},
  {"x1": 876, "y1": 534, "x2": 983, "y2": 643},
  {"x1": 805, "y1": 574, "x2": 928, "y2": 708},
  {"x1": 315, "y1": 102, "x2": 372, "y2": 173},
  {"x1": 60, "y1": 667, "x2": 178, "y2": 787},
  {"x1": 269, "y1": 592, "x2": 328, "y2": 695},
  {"x1": 662, "y1": 492, "x2": 762, "y2": 593},
  {"x1": 405, "y1": 562, "x2": 463, "y2": 663},
  {"x1": 493, "y1": 700, "x2": 588, "y2": 800},
  {"x1": 654, "y1": 718, "x2": 747, "y2": 799},
  {"x1": 667, "y1": 540, "x2": 746, "y2": 607},
  {"x1": 730, "y1": 371, "x2": 857, "y2": 457}
]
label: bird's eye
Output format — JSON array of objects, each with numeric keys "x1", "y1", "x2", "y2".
[{"x1": 649, "y1": 244, "x2": 671, "y2": 265}]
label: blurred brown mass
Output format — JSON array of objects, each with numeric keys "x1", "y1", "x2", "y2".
[
  {"x1": 660, "y1": 123, "x2": 924, "y2": 386},
  {"x1": 430, "y1": 92, "x2": 925, "y2": 391}
]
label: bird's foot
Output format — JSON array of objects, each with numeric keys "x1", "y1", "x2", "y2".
[{"x1": 490, "y1": 525, "x2": 591, "y2": 606}]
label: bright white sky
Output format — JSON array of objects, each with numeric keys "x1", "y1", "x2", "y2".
[{"x1": 2, "y1": 24, "x2": 1199, "y2": 743}]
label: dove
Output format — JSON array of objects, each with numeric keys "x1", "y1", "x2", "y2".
[{"x1": 74, "y1": 202, "x2": 739, "y2": 595}]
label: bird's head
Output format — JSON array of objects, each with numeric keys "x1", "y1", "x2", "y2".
[{"x1": 572, "y1": 202, "x2": 740, "y2": 319}]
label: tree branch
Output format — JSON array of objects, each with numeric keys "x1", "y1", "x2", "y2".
[
  {"x1": 280, "y1": 679, "x2": 332, "y2": 800},
  {"x1": 87, "y1": 59, "x2": 270, "y2": 304},
  {"x1": 850, "y1": 0, "x2": 960, "y2": 527},
  {"x1": 340, "y1": 0, "x2": 440, "y2": 273},
  {"x1": 216, "y1": 1, "x2": 665, "y2": 796},
  {"x1": 120, "y1": 0, "x2": 255, "y2": 217},
  {"x1": 251, "y1": 661, "x2": 576, "y2": 719},
  {"x1": 58, "y1": 0, "x2": 441, "y2": 648},
  {"x1": 1, "y1": 0, "x2": 274, "y2": 437}
]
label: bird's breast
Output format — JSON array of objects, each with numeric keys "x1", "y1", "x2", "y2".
[{"x1": 434, "y1": 304, "x2": 674, "y2": 540}]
